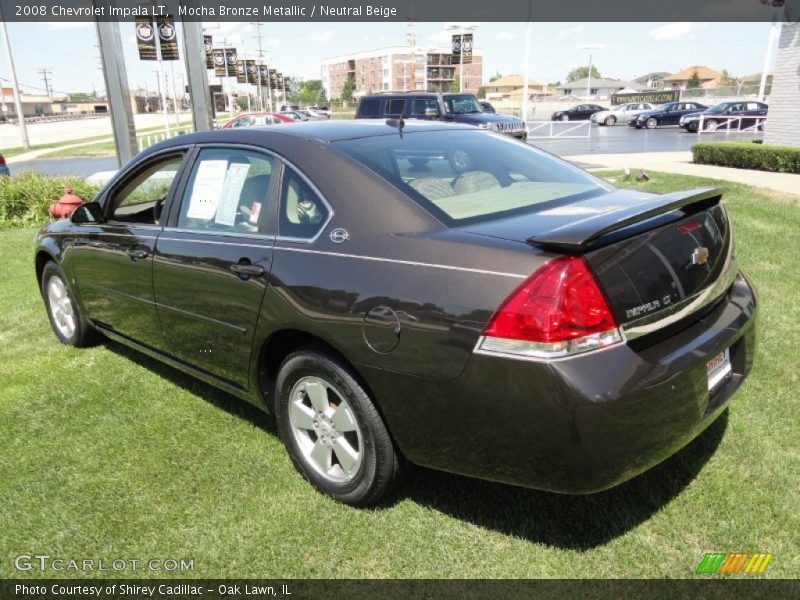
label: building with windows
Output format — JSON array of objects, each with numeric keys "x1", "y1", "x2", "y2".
[
  {"x1": 633, "y1": 72, "x2": 670, "y2": 90},
  {"x1": 321, "y1": 45, "x2": 484, "y2": 99}
]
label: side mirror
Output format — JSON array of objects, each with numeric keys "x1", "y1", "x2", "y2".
[{"x1": 71, "y1": 201, "x2": 105, "y2": 224}]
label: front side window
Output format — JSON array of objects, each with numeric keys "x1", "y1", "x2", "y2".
[
  {"x1": 279, "y1": 166, "x2": 329, "y2": 239},
  {"x1": 177, "y1": 148, "x2": 274, "y2": 234},
  {"x1": 410, "y1": 98, "x2": 439, "y2": 116},
  {"x1": 109, "y1": 155, "x2": 183, "y2": 224},
  {"x1": 334, "y1": 130, "x2": 609, "y2": 226}
]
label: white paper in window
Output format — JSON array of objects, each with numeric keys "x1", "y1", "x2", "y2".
[
  {"x1": 186, "y1": 160, "x2": 228, "y2": 220},
  {"x1": 214, "y1": 163, "x2": 250, "y2": 226}
]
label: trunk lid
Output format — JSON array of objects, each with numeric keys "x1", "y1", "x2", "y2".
[{"x1": 460, "y1": 187, "x2": 736, "y2": 328}]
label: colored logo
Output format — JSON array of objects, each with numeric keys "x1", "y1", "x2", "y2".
[{"x1": 696, "y1": 552, "x2": 772, "y2": 575}]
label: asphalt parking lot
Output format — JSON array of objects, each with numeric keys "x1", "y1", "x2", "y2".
[
  {"x1": 529, "y1": 122, "x2": 764, "y2": 156},
  {"x1": 9, "y1": 122, "x2": 766, "y2": 178}
]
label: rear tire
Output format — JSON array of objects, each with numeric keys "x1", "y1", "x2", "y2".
[
  {"x1": 41, "y1": 261, "x2": 101, "y2": 347},
  {"x1": 275, "y1": 349, "x2": 403, "y2": 507}
]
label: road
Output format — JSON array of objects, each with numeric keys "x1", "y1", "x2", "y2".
[{"x1": 8, "y1": 124, "x2": 765, "y2": 178}]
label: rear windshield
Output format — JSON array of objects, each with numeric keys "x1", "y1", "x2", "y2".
[{"x1": 333, "y1": 130, "x2": 609, "y2": 225}]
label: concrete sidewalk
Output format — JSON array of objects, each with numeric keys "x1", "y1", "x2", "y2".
[{"x1": 566, "y1": 151, "x2": 800, "y2": 196}]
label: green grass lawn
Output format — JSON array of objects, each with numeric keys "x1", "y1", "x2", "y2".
[{"x1": 0, "y1": 172, "x2": 797, "y2": 579}]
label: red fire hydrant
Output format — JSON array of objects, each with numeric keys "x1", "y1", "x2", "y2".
[{"x1": 48, "y1": 187, "x2": 84, "y2": 219}]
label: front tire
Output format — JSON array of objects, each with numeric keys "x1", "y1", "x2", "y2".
[
  {"x1": 560, "y1": 114, "x2": 569, "y2": 122},
  {"x1": 41, "y1": 261, "x2": 100, "y2": 347},
  {"x1": 604, "y1": 115, "x2": 616, "y2": 126},
  {"x1": 645, "y1": 117, "x2": 658, "y2": 129},
  {"x1": 275, "y1": 349, "x2": 403, "y2": 507}
]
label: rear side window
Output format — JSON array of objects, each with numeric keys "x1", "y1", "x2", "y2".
[
  {"x1": 358, "y1": 98, "x2": 381, "y2": 118},
  {"x1": 411, "y1": 98, "x2": 439, "y2": 116},
  {"x1": 386, "y1": 99, "x2": 406, "y2": 117},
  {"x1": 177, "y1": 148, "x2": 274, "y2": 234},
  {"x1": 334, "y1": 130, "x2": 608, "y2": 226},
  {"x1": 279, "y1": 166, "x2": 330, "y2": 240}
]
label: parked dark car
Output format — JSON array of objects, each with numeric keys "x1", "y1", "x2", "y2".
[
  {"x1": 35, "y1": 121, "x2": 756, "y2": 507},
  {"x1": 551, "y1": 104, "x2": 606, "y2": 121},
  {"x1": 630, "y1": 101, "x2": 708, "y2": 129},
  {"x1": 221, "y1": 112, "x2": 293, "y2": 128},
  {"x1": 0, "y1": 152, "x2": 9, "y2": 177},
  {"x1": 680, "y1": 101, "x2": 768, "y2": 132},
  {"x1": 480, "y1": 101, "x2": 496, "y2": 113},
  {"x1": 355, "y1": 92, "x2": 527, "y2": 140},
  {"x1": 279, "y1": 104, "x2": 300, "y2": 112}
]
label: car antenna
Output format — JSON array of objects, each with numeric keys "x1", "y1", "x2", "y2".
[{"x1": 385, "y1": 117, "x2": 404, "y2": 139}]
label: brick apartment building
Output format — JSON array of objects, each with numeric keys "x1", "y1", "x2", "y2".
[{"x1": 321, "y1": 46, "x2": 484, "y2": 99}]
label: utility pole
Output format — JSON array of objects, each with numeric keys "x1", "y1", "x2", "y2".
[
  {"x1": 759, "y1": 12, "x2": 781, "y2": 102},
  {"x1": 251, "y1": 22, "x2": 266, "y2": 111},
  {"x1": 38, "y1": 68, "x2": 53, "y2": 100},
  {"x1": 0, "y1": 14, "x2": 30, "y2": 149},
  {"x1": 154, "y1": 23, "x2": 170, "y2": 136}
]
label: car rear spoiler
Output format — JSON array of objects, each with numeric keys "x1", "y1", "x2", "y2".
[{"x1": 527, "y1": 187, "x2": 722, "y2": 252}]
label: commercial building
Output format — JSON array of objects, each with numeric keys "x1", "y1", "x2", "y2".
[
  {"x1": 321, "y1": 45, "x2": 484, "y2": 99},
  {"x1": 554, "y1": 78, "x2": 646, "y2": 100}
]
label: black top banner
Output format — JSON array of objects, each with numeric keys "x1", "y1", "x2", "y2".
[
  {"x1": 156, "y1": 15, "x2": 179, "y2": 60},
  {"x1": 203, "y1": 35, "x2": 213, "y2": 69},
  {"x1": 3, "y1": 0, "x2": 798, "y2": 21},
  {"x1": 134, "y1": 17, "x2": 156, "y2": 61},
  {"x1": 452, "y1": 33, "x2": 473, "y2": 66}
]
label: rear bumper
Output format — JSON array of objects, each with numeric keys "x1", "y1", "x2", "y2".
[{"x1": 365, "y1": 272, "x2": 757, "y2": 493}]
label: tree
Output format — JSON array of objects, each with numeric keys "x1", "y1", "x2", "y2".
[
  {"x1": 296, "y1": 79, "x2": 326, "y2": 105},
  {"x1": 341, "y1": 73, "x2": 355, "y2": 101},
  {"x1": 476, "y1": 86, "x2": 486, "y2": 99},
  {"x1": 489, "y1": 71, "x2": 503, "y2": 83},
  {"x1": 547, "y1": 81, "x2": 562, "y2": 88},
  {"x1": 687, "y1": 69, "x2": 702, "y2": 88},
  {"x1": 719, "y1": 69, "x2": 737, "y2": 86},
  {"x1": 450, "y1": 76, "x2": 460, "y2": 93},
  {"x1": 67, "y1": 92, "x2": 97, "y2": 102},
  {"x1": 566, "y1": 65, "x2": 601, "y2": 83},
  {"x1": 236, "y1": 95, "x2": 248, "y2": 111}
]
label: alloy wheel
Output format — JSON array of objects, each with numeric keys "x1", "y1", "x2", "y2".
[
  {"x1": 47, "y1": 276, "x2": 76, "y2": 339},
  {"x1": 287, "y1": 375, "x2": 364, "y2": 483},
  {"x1": 560, "y1": 114, "x2": 569, "y2": 121},
  {"x1": 605, "y1": 115, "x2": 616, "y2": 126},
  {"x1": 646, "y1": 118, "x2": 657, "y2": 129}
]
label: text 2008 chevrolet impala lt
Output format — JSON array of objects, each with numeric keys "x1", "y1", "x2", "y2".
[{"x1": 35, "y1": 121, "x2": 757, "y2": 506}]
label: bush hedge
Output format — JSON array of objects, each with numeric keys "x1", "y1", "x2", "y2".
[
  {"x1": 0, "y1": 172, "x2": 100, "y2": 228},
  {"x1": 692, "y1": 141, "x2": 800, "y2": 174}
]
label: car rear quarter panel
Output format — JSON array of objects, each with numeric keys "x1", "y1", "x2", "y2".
[{"x1": 250, "y1": 135, "x2": 548, "y2": 382}]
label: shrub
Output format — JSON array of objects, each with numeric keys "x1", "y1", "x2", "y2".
[
  {"x1": 692, "y1": 141, "x2": 800, "y2": 174},
  {"x1": 0, "y1": 171, "x2": 100, "y2": 228}
]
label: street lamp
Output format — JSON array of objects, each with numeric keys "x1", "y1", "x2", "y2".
[
  {"x1": 445, "y1": 23, "x2": 479, "y2": 93},
  {"x1": 579, "y1": 44, "x2": 603, "y2": 100}
]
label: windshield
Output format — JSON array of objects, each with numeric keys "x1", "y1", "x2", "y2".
[
  {"x1": 443, "y1": 95, "x2": 483, "y2": 115},
  {"x1": 333, "y1": 130, "x2": 610, "y2": 226}
]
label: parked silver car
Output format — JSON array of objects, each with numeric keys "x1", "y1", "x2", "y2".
[{"x1": 591, "y1": 102, "x2": 656, "y2": 126}]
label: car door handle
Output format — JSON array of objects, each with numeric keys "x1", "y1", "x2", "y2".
[
  {"x1": 126, "y1": 248, "x2": 150, "y2": 261},
  {"x1": 230, "y1": 263, "x2": 265, "y2": 279}
]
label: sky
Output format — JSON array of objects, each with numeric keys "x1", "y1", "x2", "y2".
[{"x1": 0, "y1": 21, "x2": 776, "y2": 96}]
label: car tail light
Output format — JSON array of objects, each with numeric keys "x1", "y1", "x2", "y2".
[
  {"x1": 0, "y1": 154, "x2": 5, "y2": 165},
  {"x1": 476, "y1": 256, "x2": 623, "y2": 359}
]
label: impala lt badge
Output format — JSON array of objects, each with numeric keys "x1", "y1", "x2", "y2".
[{"x1": 692, "y1": 247, "x2": 710, "y2": 265}]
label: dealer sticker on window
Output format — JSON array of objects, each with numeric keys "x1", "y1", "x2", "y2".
[{"x1": 707, "y1": 348, "x2": 732, "y2": 392}]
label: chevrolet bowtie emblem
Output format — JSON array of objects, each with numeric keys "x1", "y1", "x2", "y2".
[{"x1": 692, "y1": 247, "x2": 710, "y2": 265}]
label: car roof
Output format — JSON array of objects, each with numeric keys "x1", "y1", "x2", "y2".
[{"x1": 151, "y1": 119, "x2": 475, "y2": 148}]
